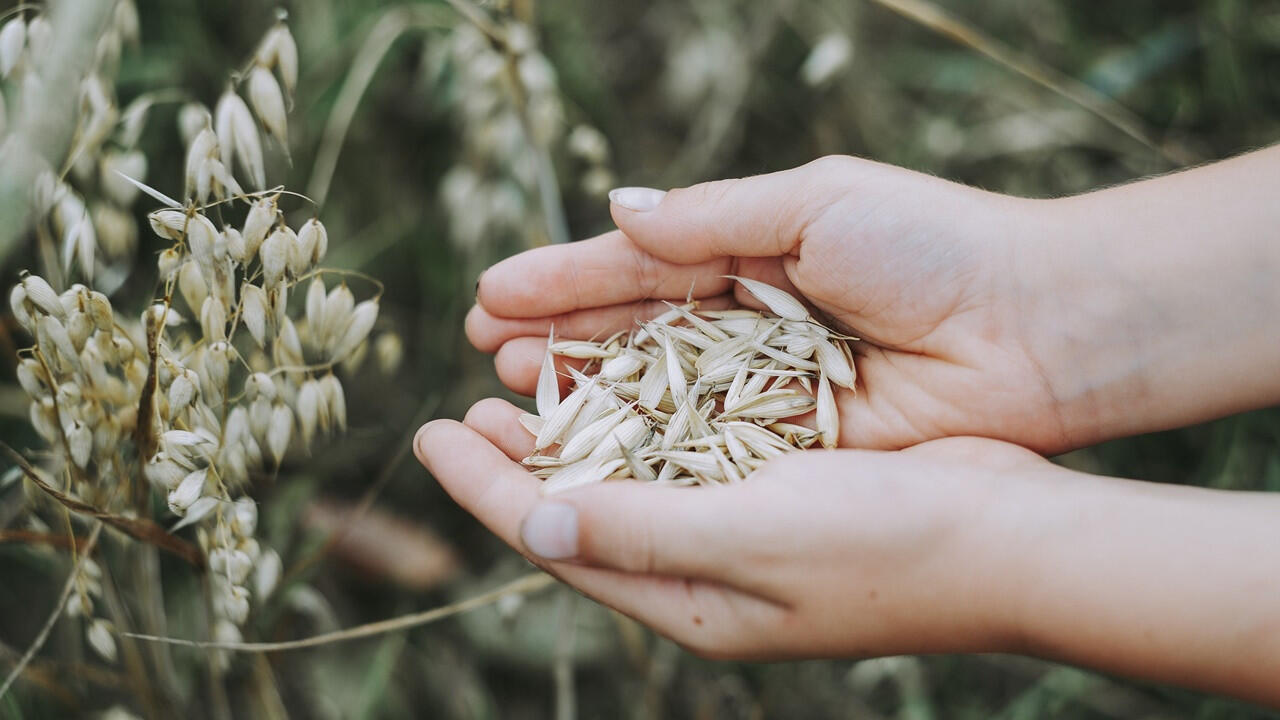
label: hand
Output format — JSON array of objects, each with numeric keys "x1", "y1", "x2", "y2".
[
  {"x1": 437, "y1": 149, "x2": 1280, "y2": 706},
  {"x1": 469, "y1": 149, "x2": 1280, "y2": 453},
  {"x1": 466, "y1": 156, "x2": 1082, "y2": 453},
  {"x1": 415, "y1": 400, "x2": 1280, "y2": 704},
  {"x1": 416, "y1": 397, "x2": 1042, "y2": 659}
]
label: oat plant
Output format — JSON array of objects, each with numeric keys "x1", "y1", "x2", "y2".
[{"x1": 2, "y1": 8, "x2": 386, "y2": 698}]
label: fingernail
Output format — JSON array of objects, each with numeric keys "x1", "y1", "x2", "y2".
[
  {"x1": 520, "y1": 502, "x2": 578, "y2": 559},
  {"x1": 609, "y1": 186, "x2": 666, "y2": 212},
  {"x1": 474, "y1": 270, "x2": 484, "y2": 300},
  {"x1": 412, "y1": 423, "x2": 434, "y2": 465}
]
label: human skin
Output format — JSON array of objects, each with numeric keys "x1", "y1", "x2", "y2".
[{"x1": 416, "y1": 147, "x2": 1280, "y2": 705}]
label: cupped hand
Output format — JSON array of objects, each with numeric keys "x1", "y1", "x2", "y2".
[
  {"x1": 414, "y1": 397, "x2": 1055, "y2": 659},
  {"x1": 467, "y1": 156, "x2": 1078, "y2": 453}
]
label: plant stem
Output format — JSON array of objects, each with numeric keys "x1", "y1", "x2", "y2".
[
  {"x1": 0, "y1": 522, "x2": 103, "y2": 701},
  {"x1": 123, "y1": 572, "x2": 556, "y2": 652}
]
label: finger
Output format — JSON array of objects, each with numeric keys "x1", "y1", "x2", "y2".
[
  {"x1": 413, "y1": 419, "x2": 783, "y2": 651},
  {"x1": 519, "y1": 483, "x2": 743, "y2": 582},
  {"x1": 414, "y1": 420, "x2": 542, "y2": 545},
  {"x1": 463, "y1": 397, "x2": 537, "y2": 462},
  {"x1": 417, "y1": 415, "x2": 749, "y2": 583},
  {"x1": 463, "y1": 395, "x2": 798, "y2": 608},
  {"x1": 493, "y1": 336, "x2": 583, "y2": 397},
  {"x1": 608, "y1": 157, "x2": 855, "y2": 265},
  {"x1": 477, "y1": 230, "x2": 734, "y2": 319},
  {"x1": 466, "y1": 294, "x2": 737, "y2": 354},
  {"x1": 412, "y1": 420, "x2": 696, "y2": 597}
]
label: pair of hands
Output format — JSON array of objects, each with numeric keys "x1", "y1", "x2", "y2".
[
  {"x1": 421, "y1": 155, "x2": 1063, "y2": 653},
  {"x1": 415, "y1": 152, "x2": 1280, "y2": 703}
]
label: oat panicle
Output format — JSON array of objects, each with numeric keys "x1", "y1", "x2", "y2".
[{"x1": 4, "y1": 10, "x2": 404, "y2": 673}]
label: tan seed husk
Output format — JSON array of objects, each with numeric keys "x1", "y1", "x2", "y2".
[{"x1": 536, "y1": 327, "x2": 559, "y2": 418}]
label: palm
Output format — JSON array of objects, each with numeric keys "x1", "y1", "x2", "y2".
[{"x1": 789, "y1": 193, "x2": 1066, "y2": 451}]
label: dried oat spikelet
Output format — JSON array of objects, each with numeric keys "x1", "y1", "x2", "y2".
[
  {"x1": 241, "y1": 195, "x2": 276, "y2": 259},
  {"x1": 247, "y1": 65, "x2": 288, "y2": 152},
  {"x1": 25, "y1": 15, "x2": 48, "y2": 57},
  {"x1": 255, "y1": 21, "x2": 299, "y2": 99},
  {"x1": 724, "y1": 275, "x2": 810, "y2": 322},
  {"x1": 0, "y1": 17, "x2": 24, "y2": 78},
  {"x1": 332, "y1": 299, "x2": 379, "y2": 361},
  {"x1": 536, "y1": 326, "x2": 559, "y2": 417},
  {"x1": 214, "y1": 85, "x2": 266, "y2": 190}
]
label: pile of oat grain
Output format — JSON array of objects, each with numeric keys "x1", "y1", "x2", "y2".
[{"x1": 521, "y1": 276, "x2": 856, "y2": 493}]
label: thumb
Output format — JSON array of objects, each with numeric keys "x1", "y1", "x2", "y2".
[
  {"x1": 608, "y1": 156, "x2": 853, "y2": 264},
  {"x1": 518, "y1": 482, "x2": 741, "y2": 581}
]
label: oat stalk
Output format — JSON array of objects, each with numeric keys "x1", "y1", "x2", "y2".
[
  {"x1": 122, "y1": 571, "x2": 556, "y2": 652},
  {"x1": 307, "y1": 5, "x2": 453, "y2": 209},
  {"x1": 0, "y1": 522, "x2": 104, "y2": 701},
  {"x1": 868, "y1": 0, "x2": 1194, "y2": 166}
]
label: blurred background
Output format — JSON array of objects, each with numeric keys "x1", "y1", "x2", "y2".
[{"x1": 3, "y1": 0, "x2": 1280, "y2": 717}]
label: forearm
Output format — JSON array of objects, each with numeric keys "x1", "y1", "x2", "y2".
[
  {"x1": 1000, "y1": 470, "x2": 1280, "y2": 705},
  {"x1": 1019, "y1": 145, "x2": 1280, "y2": 446}
]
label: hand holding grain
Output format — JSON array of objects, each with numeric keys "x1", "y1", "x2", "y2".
[
  {"x1": 471, "y1": 148, "x2": 1280, "y2": 452},
  {"x1": 416, "y1": 407, "x2": 1280, "y2": 704},
  {"x1": 417, "y1": 402, "x2": 1042, "y2": 659},
  {"x1": 420, "y1": 148, "x2": 1280, "y2": 706},
  {"x1": 466, "y1": 155, "x2": 1076, "y2": 453}
]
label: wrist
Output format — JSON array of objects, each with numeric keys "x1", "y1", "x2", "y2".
[
  {"x1": 957, "y1": 454, "x2": 1078, "y2": 655},
  {"x1": 889, "y1": 443, "x2": 1070, "y2": 656},
  {"x1": 990, "y1": 464, "x2": 1280, "y2": 703},
  {"x1": 1005, "y1": 195, "x2": 1144, "y2": 448},
  {"x1": 1010, "y1": 158, "x2": 1280, "y2": 448}
]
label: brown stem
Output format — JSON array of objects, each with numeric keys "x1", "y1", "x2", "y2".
[
  {"x1": 0, "y1": 529, "x2": 92, "y2": 550},
  {"x1": 1, "y1": 442, "x2": 205, "y2": 568}
]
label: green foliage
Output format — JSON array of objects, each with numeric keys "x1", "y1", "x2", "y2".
[{"x1": 2, "y1": 0, "x2": 1279, "y2": 717}]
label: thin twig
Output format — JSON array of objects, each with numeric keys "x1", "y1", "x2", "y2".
[
  {"x1": 122, "y1": 571, "x2": 556, "y2": 652},
  {"x1": 0, "y1": 522, "x2": 104, "y2": 700},
  {"x1": 441, "y1": 0, "x2": 508, "y2": 44},
  {"x1": 867, "y1": 0, "x2": 1194, "y2": 166},
  {"x1": 131, "y1": 542, "x2": 181, "y2": 711},
  {"x1": 249, "y1": 655, "x2": 291, "y2": 720},
  {"x1": 0, "y1": 529, "x2": 91, "y2": 550},
  {"x1": 281, "y1": 395, "x2": 441, "y2": 585},
  {"x1": 306, "y1": 5, "x2": 453, "y2": 208},
  {"x1": 0, "y1": 441, "x2": 205, "y2": 567},
  {"x1": 100, "y1": 560, "x2": 162, "y2": 718},
  {"x1": 553, "y1": 590, "x2": 578, "y2": 720},
  {"x1": 0, "y1": 639, "x2": 128, "y2": 695},
  {"x1": 528, "y1": 142, "x2": 571, "y2": 246}
]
